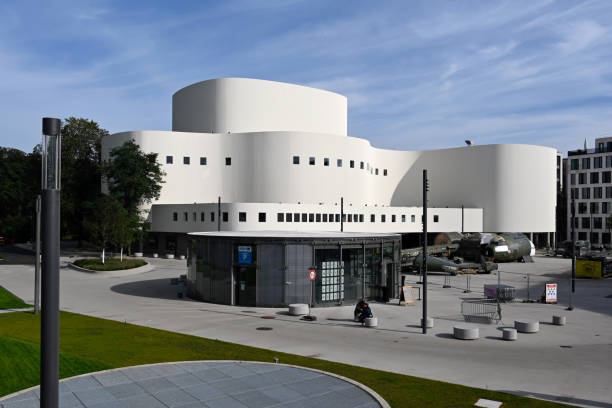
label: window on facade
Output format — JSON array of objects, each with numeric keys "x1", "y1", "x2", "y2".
[
  {"x1": 192, "y1": 212, "x2": 196, "y2": 221},
  {"x1": 570, "y1": 174, "x2": 576, "y2": 185},
  {"x1": 201, "y1": 212, "x2": 205, "y2": 222},
  {"x1": 582, "y1": 187, "x2": 591, "y2": 199},
  {"x1": 225, "y1": 157, "x2": 231, "y2": 165},
  {"x1": 309, "y1": 157, "x2": 315, "y2": 165},
  {"x1": 359, "y1": 214, "x2": 364, "y2": 222},
  {"x1": 184, "y1": 156, "x2": 190, "y2": 165},
  {"x1": 166, "y1": 156, "x2": 173, "y2": 164},
  {"x1": 411, "y1": 214, "x2": 416, "y2": 222},
  {"x1": 316, "y1": 213, "x2": 321, "y2": 222},
  {"x1": 607, "y1": 187, "x2": 612, "y2": 198},
  {"x1": 293, "y1": 156, "x2": 300, "y2": 165},
  {"x1": 603, "y1": 202, "x2": 609, "y2": 214},
  {"x1": 277, "y1": 213, "x2": 284, "y2": 222},
  {"x1": 370, "y1": 214, "x2": 375, "y2": 222},
  {"x1": 401, "y1": 214, "x2": 406, "y2": 222},
  {"x1": 259, "y1": 212, "x2": 266, "y2": 222},
  {"x1": 294, "y1": 213, "x2": 300, "y2": 222},
  {"x1": 391, "y1": 214, "x2": 396, "y2": 222},
  {"x1": 381, "y1": 214, "x2": 386, "y2": 222},
  {"x1": 360, "y1": 161, "x2": 364, "y2": 169},
  {"x1": 223, "y1": 212, "x2": 228, "y2": 222},
  {"x1": 383, "y1": 169, "x2": 388, "y2": 176},
  {"x1": 302, "y1": 213, "x2": 308, "y2": 222},
  {"x1": 574, "y1": 218, "x2": 580, "y2": 228},
  {"x1": 239, "y1": 212, "x2": 247, "y2": 222},
  {"x1": 603, "y1": 232, "x2": 611, "y2": 244},
  {"x1": 329, "y1": 213, "x2": 334, "y2": 222},
  {"x1": 582, "y1": 158, "x2": 591, "y2": 169},
  {"x1": 579, "y1": 173, "x2": 586, "y2": 184},
  {"x1": 173, "y1": 212, "x2": 178, "y2": 221},
  {"x1": 335, "y1": 214, "x2": 340, "y2": 222},
  {"x1": 591, "y1": 202, "x2": 599, "y2": 214},
  {"x1": 578, "y1": 202, "x2": 587, "y2": 214},
  {"x1": 571, "y1": 159, "x2": 579, "y2": 170},
  {"x1": 184, "y1": 212, "x2": 188, "y2": 221},
  {"x1": 594, "y1": 156, "x2": 603, "y2": 168},
  {"x1": 595, "y1": 187, "x2": 603, "y2": 199},
  {"x1": 350, "y1": 160, "x2": 355, "y2": 168},
  {"x1": 603, "y1": 171, "x2": 612, "y2": 183},
  {"x1": 607, "y1": 156, "x2": 612, "y2": 168},
  {"x1": 211, "y1": 212, "x2": 215, "y2": 222},
  {"x1": 286, "y1": 213, "x2": 293, "y2": 222},
  {"x1": 337, "y1": 159, "x2": 342, "y2": 167},
  {"x1": 324, "y1": 158, "x2": 329, "y2": 166},
  {"x1": 571, "y1": 188, "x2": 578, "y2": 199},
  {"x1": 322, "y1": 214, "x2": 328, "y2": 222},
  {"x1": 591, "y1": 172, "x2": 599, "y2": 183},
  {"x1": 591, "y1": 232, "x2": 600, "y2": 244},
  {"x1": 347, "y1": 214, "x2": 352, "y2": 222},
  {"x1": 434, "y1": 215, "x2": 439, "y2": 222},
  {"x1": 578, "y1": 232, "x2": 587, "y2": 240},
  {"x1": 200, "y1": 157, "x2": 207, "y2": 165},
  {"x1": 375, "y1": 168, "x2": 379, "y2": 175},
  {"x1": 594, "y1": 217, "x2": 602, "y2": 229},
  {"x1": 582, "y1": 217, "x2": 590, "y2": 228},
  {"x1": 308, "y1": 213, "x2": 313, "y2": 222}
]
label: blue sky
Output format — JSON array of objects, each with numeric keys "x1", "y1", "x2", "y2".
[{"x1": 1, "y1": 0, "x2": 611, "y2": 154}]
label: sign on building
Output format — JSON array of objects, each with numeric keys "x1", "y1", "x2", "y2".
[
  {"x1": 238, "y1": 246, "x2": 252, "y2": 264},
  {"x1": 545, "y1": 283, "x2": 557, "y2": 303}
]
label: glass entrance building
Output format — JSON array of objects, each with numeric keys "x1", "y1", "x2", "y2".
[{"x1": 186, "y1": 231, "x2": 401, "y2": 307}]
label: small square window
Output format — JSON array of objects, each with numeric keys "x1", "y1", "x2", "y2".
[
  {"x1": 192, "y1": 212, "x2": 196, "y2": 221},
  {"x1": 286, "y1": 213, "x2": 293, "y2": 222},
  {"x1": 309, "y1": 157, "x2": 315, "y2": 165},
  {"x1": 200, "y1": 212, "x2": 205, "y2": 222},
  {"x1": 323, "y1": 214, "x2": 328, "y2": 222},
  {"x1": 383, "y1": 169, "x2": 387, "y2": 176},
  {"x1": 434, "y1": 215, "x2": 439, "y2": 222},
  {"x1": 335, "y1": 214, "x2": 340, "y2": 222},
  {"x1": 411, "y1": 215, "x2": 415, "y2": 222},
  {"x1": 375, "y1": 168, "x2": 379, "y2": 175},
  {"x1": 277, "y1": 213, "x2": 284, "y2": 222},
  {"x1": 392, "y1": 214, "x2": 396, "y2": 222},
  {"x1": 324, "y1": 158, "x2": 329, "y2": 166},
  {"x1": 200, "y1": 157, "x2": 207, "y2": 165},
  {"x1": 370, "y1": 214, "x2": 375, "y2": 222},
  {"x1": 225, "y1": 157, "x2": 231, "y2": 166},
  {"x1": 350, "y1": 160, "x2": 355, "y2": 168},
  {"x1": 184, "y1": 156, "x2": 190, "y2": 165},
  {"x1": 173, "y1": 212, "x2": 178, "y2": 221},
  {"x1": 302, "y1": 213, "x2": 307, "y2": 222},
  {"x1": 258, "y1": 212, "x2": 266, "y2": 222},
  {"x1": 316, "y1": 213, "x2": 321, "y2": 222},
  {"x1": 166, "y1": 156, "x2": 173, "y2": 164},
  {"x1": 309, "y1": 213, "x2": 314, "y2": 222},
  {"x1": 337, "y1": 159, "x2": 342, "y2": 167},
  {"x1": 293, "y1": 156, "x2": 300, "y2": 164},
  {"x1": 359, "y1": 214, "x2": 364, "y2": 222},
  {"x1": 223, "y1": 212, "x2": 228, "y2": 222},
  {"x1": 184, "y1": 212, "x2": 188, "y2": 221},
  {"x1": 294, "y1": 213, "x2": 300, "y2": 222},
  {"x1": 401, "y1": 214, "x2": 406, "y2": 222},
  {"x1": 211, "y1": 212, "x2": 215, "y2": 222},
  {"x1": 360, "y1": 161, "x2": 364, "y2": 169},
  {"x1": 381, "y1": 214, "x2": 385, "y2": 222},
  {"x1": 348, "y1": 214, "x2": 352, "y2": 222},
  {"x1": 239, "y1": 212, "x2": 247, "y2": 222},
  {"x1": 329, "y1": 213, "x2": 334, "y2": 222}
]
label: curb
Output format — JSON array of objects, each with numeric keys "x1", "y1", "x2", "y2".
[{"x1": 67, "y1": 262, "x2": 153, "y2": 276}]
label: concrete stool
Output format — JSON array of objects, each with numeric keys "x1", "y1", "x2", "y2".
[
  {"x1": 288, "y1": 304, "x2": 309, "y2": 316},
  {"x1": 553, "y1": 315, "x2": 566, "y2": 326},
  {"x1": 453, "y1": 325, "x2": 479, "y2": 340},
  {"x1": 421, "y1": 317, "x2": 434, "y2": 328},
  {"x1": 166, "y1": 254, "x2": 175, "y2": 259},
  {"x1": 515, "y1": 319, "x2": 539, "y2": 333},
  {"x1": 179, "y1": 255, "x2": 186, "y2": 260},
  {"x1": 502, "y1": 328, "x2": 518, "y2": 341},
  {"x1": 364, "y1": 317, "x2": 378, "y2": 327}
]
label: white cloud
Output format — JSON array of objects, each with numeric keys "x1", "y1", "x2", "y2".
[{"x1": 558, "y1": 20, "x2": 607, "y2": 54}]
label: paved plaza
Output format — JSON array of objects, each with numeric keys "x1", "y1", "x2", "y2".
[
  {"x1": 0, "y1": 361, "x2": 385, "y2": 408},
  {"x1": 1, "y1": 250, "x2": 611, "y2": 407}
]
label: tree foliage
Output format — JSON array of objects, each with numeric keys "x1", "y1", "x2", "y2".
[{"x1": 85, "y1": 195, "x2": 135, "y2": 262}]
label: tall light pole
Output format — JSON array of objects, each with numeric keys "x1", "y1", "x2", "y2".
[
  {"x1": 568, "y1": 197, "x2": 575, "y2": 311},
  {"x1": 41, "y1": 117, "x2": 61, "y2": 408},
  {"x1": 422, "y1": 169, "x2": 429, "y2": 334},
  {"x1": 34, "y1": 195, "x2": 41, "y2": 315}
]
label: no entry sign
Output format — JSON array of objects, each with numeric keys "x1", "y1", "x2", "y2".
[{"x1": 309, "y1": 269, "x2": 316, "y2": 281}]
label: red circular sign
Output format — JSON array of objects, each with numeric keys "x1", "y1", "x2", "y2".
[{"x1": 309, "y1": 269, "x2": 316, "y2": 281}]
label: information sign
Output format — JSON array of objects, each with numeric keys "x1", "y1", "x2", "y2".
[
  {"x1": 545, "y1": 283, "x2": 557, "y2": 303},
  {"x1": 238, "y1": 246, "x2": 252, "y2": 264},
  {"x1": 309, "y1": 269, "x2": 316, "y2": 281}
]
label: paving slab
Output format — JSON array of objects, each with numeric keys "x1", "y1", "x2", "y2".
[{"x1": 0, "y1": 362, "x2": 386, "y2": 408}]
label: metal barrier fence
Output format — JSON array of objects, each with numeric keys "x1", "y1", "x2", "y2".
[{"x1": 460, "y1": 298, "x2": 501, "y2": 323}]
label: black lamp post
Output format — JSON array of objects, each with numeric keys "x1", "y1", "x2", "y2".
[{"x1": 41, "y1": 117, "x2": 61, "y2": 408}]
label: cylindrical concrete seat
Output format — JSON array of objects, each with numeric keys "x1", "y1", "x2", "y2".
[
  {"x1": 515, "y1": 319, "x2": 539, "y2": 333},
  {"x1": 553, "y1": 315, "x2": 566, "y2": 326},
  {"x1": 421, "y1": 317, "x2": 434, "y2": 328},
  {"x1": 288, "y1": 304, "x2": 309, "y2": 316},
  {"x1": 453, "y1": 325, "x2": 479, "y2": 340},
  {"x1": 179, "y1": 255, "x2": 186, "y2": 260},
  {"x1": 166, "y1": 254, "x2": 175, "y2": 259},
  {"x1": 364, "y1": 317, "x2": 378, "y2": 327},
  {"x1": 502, "y1": 328, "x2": 518, "y2": 341}
]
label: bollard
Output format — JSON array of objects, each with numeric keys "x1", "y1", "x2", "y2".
[
  {"x1": 463, "y1": 274, "x2": 471, "y2": 293},
  {"x1": 443, "y1": 275, "x2": 451, "y2": 288}
]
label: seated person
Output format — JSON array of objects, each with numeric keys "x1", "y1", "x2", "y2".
[
  {"x1": 354, "y1": 300, "x2": 366, "y2": 321},
  {"x1": 359, "y1": 303, "x2": 373, "y2": 323}
]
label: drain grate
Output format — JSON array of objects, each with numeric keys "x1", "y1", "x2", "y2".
[{"x1": 256, "y1": 327, "x2": 273, "y2": 331}]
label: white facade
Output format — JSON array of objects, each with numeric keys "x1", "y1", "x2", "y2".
[{"x1": 102, "y1": 78, "x2": 557, "y2": 236}]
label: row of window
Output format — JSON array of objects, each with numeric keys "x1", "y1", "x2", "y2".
[
  {"x1": 575, "y1": 231, "x2": 609, "y2": 244},
  {"x1": 573, "y1": 217, "x2": 607, "y2": 229},
  {"x1": 571, "y1": 201, "x2": 611, "y2": 214},
  {"x1": 570, "y1": 187, "x2": 612, "y2": 200},
  {"x1": 166, "y1": 156, "x2": 230, "y2": 166},
  {"x1": 570, "y1": 156, "x2": 612, "y2": 170},
  {"x1": 292, "y1": 156, "x2": 387, "y2": 176},
  {"x1": 570, "y1": 171, "x2": 612, "y2": 185},
  {"x1": 172, "y1": 211, "x2": 440, "y2": 223}
]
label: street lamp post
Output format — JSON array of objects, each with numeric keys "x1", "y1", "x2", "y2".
[
  {"x1": 422, "y1": 169, "x2": 429, "y2": 334},
  {"x1": 41, "y1": 117, "x2": 61, "y2": 408}
]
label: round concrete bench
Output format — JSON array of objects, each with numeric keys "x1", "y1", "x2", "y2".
[
  {"x1": 364, "y1": 317, "x2": 378, "y2": 327},
  {"x1": 453, "y1": 325, "x2": 479, "y2": 340},
  {"x1": 502, "y1": 328, "x2": 518, "y2": 341},
  {"x1": 166, "y1": 254, "x2": 175, "y2": 259},
  {"x1": 553, "y1": 315, "x2": 566, "y2": 326},
  {"x1": 421, "y1": 317, "x2": 434, "y2": 328},
  {"x1": 515, "y1": 319, "x2": 539, "y2": 333},
  {"x1": 288, "y1": 304, "x2": 309, "y2": 316}
]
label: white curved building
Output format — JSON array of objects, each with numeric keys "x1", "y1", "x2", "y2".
[{"x1": 102, "y1": 78, "x2": 557, "y2": 255}]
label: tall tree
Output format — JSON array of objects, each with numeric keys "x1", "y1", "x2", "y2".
[
  {"x1": 60, "y1": 117, "x2": 108, "y2": 244},
  {"x1": 103, "y1": 139, "x2": 165, "y2": 251},
  {"x1": 85, "y1": 195, "x2": 124, "y2": 264}
]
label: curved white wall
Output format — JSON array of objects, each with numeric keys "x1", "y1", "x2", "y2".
[
  {"x1": 103, "y1": 131, "x2": 556, "y2": 233},
  {"x1": 172, "y1": 78, "x2": 347, "y2": 135}
]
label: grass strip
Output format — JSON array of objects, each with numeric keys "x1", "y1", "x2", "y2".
[
  {"x1": 0, "y1": 285, "x2": 28, "y2": 310},
  {"x1": 0, "y1": 311, "x2": 571, "y2": 407},
  {"x1": 73, "y1": 258, "x2": 146, "y2": 271}
]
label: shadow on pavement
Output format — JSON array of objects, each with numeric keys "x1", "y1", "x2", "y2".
[{"x1": 110, "y1": 278, "x2": 185, "y2": 300}]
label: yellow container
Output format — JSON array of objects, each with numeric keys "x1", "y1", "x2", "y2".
[{"x1": 576, "y1": 259, "x2": 603, "y2": 279}]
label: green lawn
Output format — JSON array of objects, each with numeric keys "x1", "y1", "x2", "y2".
[
  {"x1": 0, "y1": 285, "x2": 28, "y2": 310},
  {"x1": 73, "y1": 257, "x2": 146, "y2": 271},
  {"x1": 0, "y1": 311, "x2": 570, "y2": 407}
]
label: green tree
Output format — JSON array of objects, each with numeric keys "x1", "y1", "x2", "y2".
[
  {"x1": 103, "y1": 139, "x2": 165, "y2": 252},
  {"x1": 60, "y1": 118, "x2": 108, "y2": 245},
  {"x1": 85, "y1": 195, "x2": 124, "y2": 264},
  {"x1": 113, "y1": 212, "x2": 137, "y2": 262}
]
